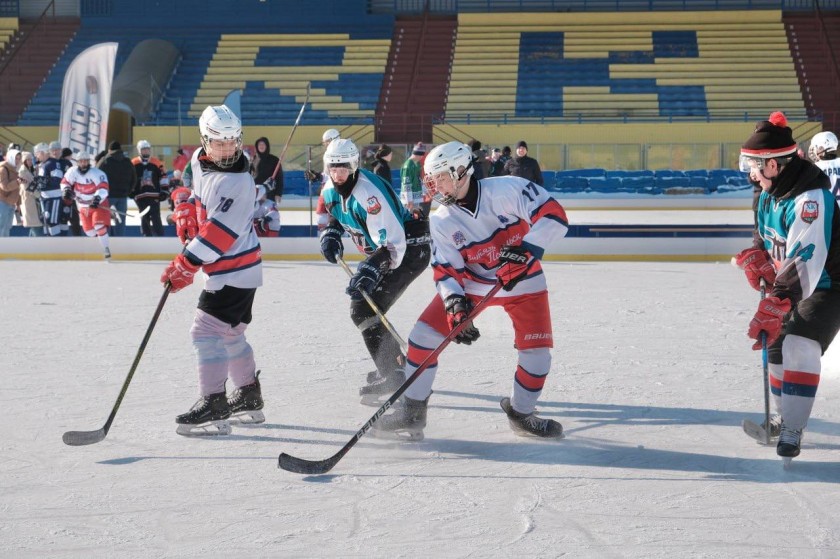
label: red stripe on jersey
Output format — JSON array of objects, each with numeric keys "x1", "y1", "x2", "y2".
[
  {"x1": 515, "y1": 365, "x2": 547, "y2": 391},
  {"x1": 203, "y1": 247, "x2": 262, "y2": 275},
  {"x1": 433, "y1": 262, "x2": 464, "y2": 284},
  {"x1": 198, "y1": 220, "x2": 238, "y2": 254},
  {"x1": 769, "y1": 374, "x2": 782, "y2": 390},
  {"x1": 531, "y1": 198, "x2": 567, "y2": 225},
  {"x1": 195, "y1": 197, "x2": 206, "y2": 223},
  {"x1": 461, "y1": 221, "x2": 531, "y2": 269},
  {"x1": 783, "y1": 370, "x2": 820, "y2": 387}
]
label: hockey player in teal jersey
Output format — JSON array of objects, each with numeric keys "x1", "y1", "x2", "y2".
[
  {"x1": 318, "y1": 138, "x2": 431, "y2": 403},
  {"x1": 734, "y1": 112, "x2": 840, "y2": 463}
]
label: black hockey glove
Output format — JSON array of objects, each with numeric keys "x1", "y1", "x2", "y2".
[
  {"x1": 255, "y1": 216, "x2": 272, "y2": 235},
  {"x1": 62, "y1": 188, "x2": 74, "y2": 201},
  {"x1": 304, "y1": 170, "x2": 322, "y2": 183},
  {"x1": 319, "y1": 223, "x2": 344, "y2": 264},
  {"x1": 444, "y1": 295, "x2": 481, "y2": 345},
  {"x1": 158, "y1": 190, "x2": 169, "y2": 202},
  {"x1": 346, "y1": 249, "x2": 388, "y2": 301},
  {"x1": 496, "y1": 245, "x2": 533, "y2": 291},
  {"x1": 89, "y1": 195, "x2": 101, "y2": 209}
]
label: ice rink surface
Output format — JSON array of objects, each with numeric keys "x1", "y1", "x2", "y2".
[{"x1": 2, "y1": 259, "x2": 839, "y2": 558}]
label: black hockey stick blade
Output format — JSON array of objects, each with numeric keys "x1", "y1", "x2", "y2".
[
  {"x1": 278, "y1": 283, "x2": 503, "y2": 474},
  {"x1": 62, "y1": 428, "x2": 107, "y2": 446}
]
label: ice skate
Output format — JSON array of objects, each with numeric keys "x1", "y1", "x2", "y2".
[
  {"x1": 103, "y1": 247, "x2": 112, "y2": 261},
  {"x1": 500, "y1": 397, "x2": 564, "y2": 439},
  {"x1": 176, "y1": 392, "x2": 232, "y2": 437},
  {"x1": 227, "y1": 373, "x2": 264, "y2": 425},
  {"x1": 777, "y1": 423, "x2": 802, "y2": 469},
  {"x1": 359, "y1": 367, "x2": 405, "y2": 407},
  {"x1": 371, "y1": 395, "x2": 429, "y2": 441},
  {"x1": 742, "y1": 414, "x2": 781, "y2": 445}
]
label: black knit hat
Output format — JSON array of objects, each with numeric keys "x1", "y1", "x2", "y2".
[
  {"x1": 375, "y1": 144, "x2": 391, "y2": 159},
  {"x1": 108, "y1": 141, "x2": 121, "y2": 151},
  {"x1": 741, "y1": 112, "x2": 797, "y2": 158},
  {"x1": 516, "y1": 140, "x2": 528, "y2": 150},
  {"x1": 412, "y1": 142, "x2": 425, "y2": 156}
]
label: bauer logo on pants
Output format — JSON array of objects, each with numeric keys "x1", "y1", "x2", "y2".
[{"x1": 801, "y1": 200, "x2": 819, "y2": 224}]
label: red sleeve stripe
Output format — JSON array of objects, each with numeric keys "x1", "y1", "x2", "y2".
[
  {"x1": 197, "y1": 218, "x2": 239, "y2": 255},
  {"x1": 530, "y1": 198, "x2": 568, "y2": 226},
  {"x1": 463, "y1": 268, "x2": 498, "y2": 285},
  {"x1": 432, "y1": 262, "x2": 464, "y2": 284},
  {"x1": 204, "y1": 246, "x2": 262, "y2": 276},
  {"x1": 514, "y1": 365, "x2": 547, "y2": 392}
]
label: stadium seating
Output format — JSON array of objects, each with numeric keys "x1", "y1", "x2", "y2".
[
  {"x1": 0, "y1": 16, "x2": 16, "y2": 54},
  {"x1": 446, "y1": 10, "x2": 805, "y2": 121}
]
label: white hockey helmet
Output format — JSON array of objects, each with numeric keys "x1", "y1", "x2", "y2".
[
  {"x1": 809, "y1": 131, "x2": 838, "y2": 162},
  {"x1": 423, "y1": 141, "x2": 474, "y2": 205},
  {"x1": 323, "y1": 138, "x2": 359, "y2": 173},
  {"x1": 322, "y1": 128, "x2": 340, "y2": 146},
  {"x1": 256, "y1": 184, "x2": 268, "y2": 201},
  {"x1": 136, "y1": 139, "x2": 151, "y2": 152},
  {"x1": 199, "y1": 105, "x2": 242, "y2": 169},
  {"x1": 49, "y1": 140, "x2": 62, "y2": 152},
  {"x1": 33, "y1": 142, "x2": 49, "y2": 156},
  {"x1": 76, "y1": 151, "x2": 93, "y2": 161}
]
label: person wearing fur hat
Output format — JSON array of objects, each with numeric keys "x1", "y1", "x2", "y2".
[
  {"x1": 733, "y1": 111, "x2": 840, "y2": 464},
  {"x1": 503, "y1": 140, "x2": 543, "y2": 186}
]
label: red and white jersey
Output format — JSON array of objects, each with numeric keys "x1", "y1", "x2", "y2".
[
  {"x1": 186, "y1": 150, "x2": 262, "y2": 291},
  {"x1": 430, "y1": 175, "x2": 568, "y2": 300},
  {"x1": 60, "y1": 166, "x2": 109, "y2": 208},
  {"x1": 815, "y1": 158, "x2": 840, "y2": 200},
  {"x1": 253, "y1": 199, "x2": 281, "y2": 236}
]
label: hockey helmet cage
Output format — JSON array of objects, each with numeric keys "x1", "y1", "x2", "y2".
[
  {"x1": 809, "y1": 131, "x2": 839, "y2": 162},
  {"x1": 423, "y1": 141, "x2": 474, "y2": 205},
  {"x1": 199, "y1": 105, "x2": 243, "y2": 169},
  {"x1": 136, "y1": 139, "x2": 152, "y2": 152},
  {"x1": 323, "y1": 138, "x2": 359, "y2": 173}
]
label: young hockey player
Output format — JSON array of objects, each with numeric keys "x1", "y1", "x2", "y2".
[
  {"x1": 734, "y1": 112, "x2": 840, "y2": 464},
  {"x1": 161, "y1": 105, "x2": 265, "y2": 436},
  {"x1": 33, "y1": 142, "x2": 68, "y2": 236},
  {"x1": 132, "y1": 140, "x2": 168, "y2": 236},
  {"x1": 318, "y1": 138, "x2": 431, "y2": 405},
  {"x1": 59, "y1": 152, "x2": 112, "y2": 260},
  {"x1": 372, "y1": 141, "x2": 569, "y2": 441},
  {"x1": 253, "y1": 184, "x2": 281, "y2": 237},
  {"x1": 808, "y1": 130, "x2": 840, "y2": 201}
]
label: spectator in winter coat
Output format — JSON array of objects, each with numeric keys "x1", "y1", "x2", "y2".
[
  {"x1": 490, "y1": 148, "x2": 505, "y2": 176},
  {"x1": 372, "y1": 144, "x2": 394, "y2": 190},
  {"x1": 250, "y1": 137, "x2": 283, "y2": 205},
  {"x1": 98, "y1": 141, "x2": 137, "y2": 236},
  {"x1": 172, "y1": 148, "x2": 190, "y2": 173},
  {"x1": 469, "y1": 139, "x2": 491, "y2": 180},
  {"x1": 504, "y1": 140, "x2": 544, "y2": 186},
  {"x1": 0, "y1": 148, "x2": 21, "y2": 236},
  {"x1": 17, "y1": 151, "x2": 43, "y2": 236}
]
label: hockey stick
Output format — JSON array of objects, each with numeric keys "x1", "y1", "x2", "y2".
[
  {"x1": 270, "y1": 82, "x2": 310, "y2": 181},
  {"x1": 63, "y1": 283, "x2": 172, "y2": 446},
  {"x1": 110, "y1": 205, "x2": 151, "y2": 219},
  {"x1": 278, "y1": 282, "x2": 503, "y2": 474},
  {"x1": 337, "y1": 256, "x2": 408, "y2": 354},
  {"x1": 759, "y1": 278, "x2": 771, "y2": 445}
]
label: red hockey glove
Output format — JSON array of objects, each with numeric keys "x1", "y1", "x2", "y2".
[
  {"x1": 734, "y1": 248, "x2": 776, "y2": 291},
  {"x1": 444, "y1": 295, "x2": 480, "y2": 345},
  {"x1": 173, "y1": 201, "x2": 198, "y2": 244},
  {"x1": 747, "y1": 296, "x2": 792, "y2": 350},
  {"x1": 161, "y1": 253, "x2": 201, "y2": 293},
  {"x1": 496, "y1": 245, "x2": 533, "y2": 291}
]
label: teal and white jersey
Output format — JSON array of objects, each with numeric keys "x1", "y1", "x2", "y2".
[
  {"x1": 323, "y1": 169, "x2": 412, "y2": 269},
  {"x1": 757, "y1": 187, "x2": 837, "y2": 303}
]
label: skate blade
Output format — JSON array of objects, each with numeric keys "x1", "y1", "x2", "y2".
[
  {"x1": 370, "y1": 427, "x2": 424, "y2": 442},
  {"x1": 741, "y1": 420, "x2": 778, "y2": 445},
  {"x1": 229, "y1": 410, "x2": 265, "y2": 424},
  {"x1": 509, "y1": 422, "x2": 565, "y2": 440},
  {"x1": 176, "y1": 420, "x2": 231, "y2": 437},
  {"x1": 782, "y1": 456, "x2": 794, "y2": 470},
  {"x1": 360, "y1": 393, "x2": 390, "y2": 407}
]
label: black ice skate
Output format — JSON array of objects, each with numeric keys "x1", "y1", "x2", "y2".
[
  {"x1": 228, "y1": 372, "x2": 264, "y2": 424},
  {"x1": 104, "y1": 247, "x2": 112, "y2": 261},
  {"x1": 371, "y1": 395, "x2": 429, "y2": 441},
  {"x1": 176, "y1": 392, "x2": 231, "y2": 437},
  {"x1": 500, "y1": 398, "x2": 564, "y2": 439},
  {"x1": 359, "y1": 367, "x2": 405, "y2": 407},
  {"x1": 777, "y1": 423, "x2": 803, "y2": 468},
  {"x1": 742, "y1": 414, "x2": 782, "y2": 445}
]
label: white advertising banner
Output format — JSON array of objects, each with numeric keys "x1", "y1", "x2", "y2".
[{"x1": 59, "y1": 42, "x2": 118, "y2": 157}]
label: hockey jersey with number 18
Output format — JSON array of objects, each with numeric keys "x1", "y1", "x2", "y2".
[
  {"x1": 431, "y1": 175, "x2": 569, "y2": 300},
  {"x1": 185, "y1": 149, "x2": 262, "y2": 291}
]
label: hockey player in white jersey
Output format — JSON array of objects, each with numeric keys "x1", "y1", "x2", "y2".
[
  {"x1": 59, "y1": 152, "x2": 112, "y2": 259},
  {"x1": 253, "y1": 184, "x2": 281, "y2": 237},
  {"x1": 809, "y1": 130, "x2": 840, "y2": 201},
  {"x1": 372, "y1": 141, "x2": 570, "y2": 441},
  {"x1": 161, "y1": 105, "x2": 265, "y2": 436}
]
